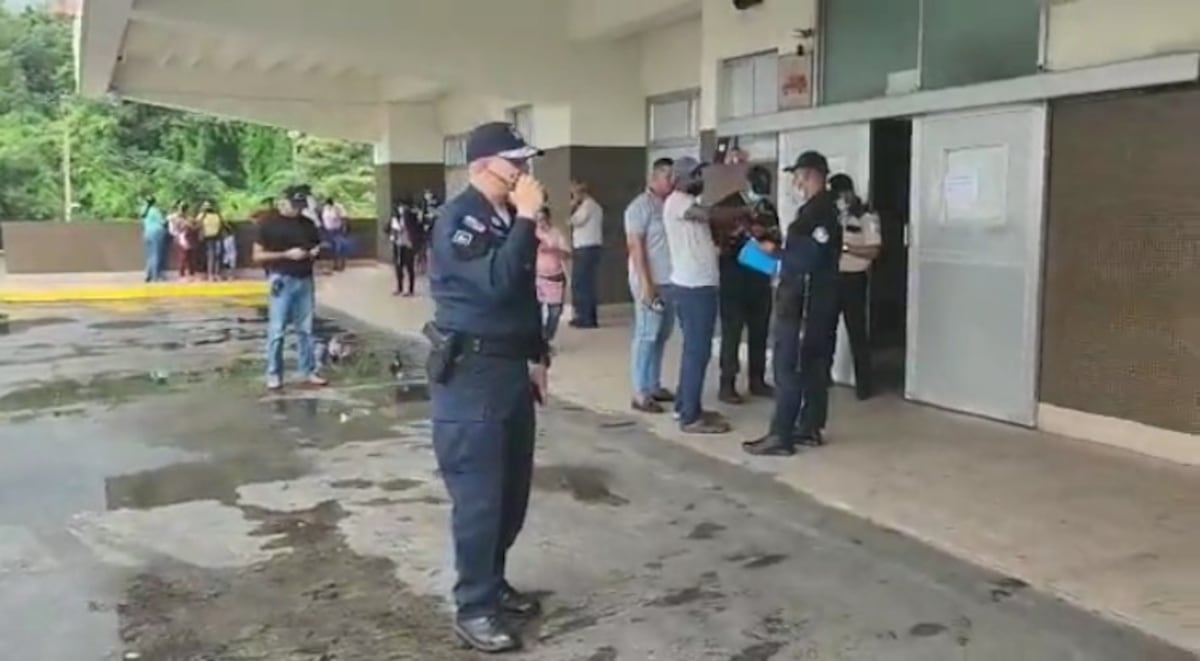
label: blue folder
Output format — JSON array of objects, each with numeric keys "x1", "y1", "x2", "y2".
[{"x1": 737, "y1": 238, "x2": 779, "y2": 277}]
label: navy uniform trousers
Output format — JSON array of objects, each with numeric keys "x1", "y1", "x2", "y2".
[
  {"x1": 431, "y1": 353, "x2": 535, "y2": 620},
  {"x1": 768, "y1": 317, "x2": 834, "y2": 437}
]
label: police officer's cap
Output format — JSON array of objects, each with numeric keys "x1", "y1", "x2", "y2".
[
  {"x1": 783, "y1": 150, "x2": 829, "y2": 175},
  {"x1": 282, "y1": 185, "x2": 307, "y2": 205},
  {"x1": 465, "y1": 122, "x2": 543, "y2": 162}
]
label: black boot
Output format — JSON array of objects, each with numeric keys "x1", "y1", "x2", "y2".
[
  {"x1": 793, "y1": 428, "x2": 825, "y2": 447},
  {"x1": 453, "y1": 616, "x2": 521, "y2": 653},
  {"x1": 500, "y1": 586, "x2": 542, "y2": 618},
  {"x1": 742, "y1": 433, "x2": 796, "y2": 456},
  {"x1": 748, "y1": 379, "x2": 775, "y2": 398},
  {"x1": 718, "y1": 380, "x2": 744, "y2": 405}
]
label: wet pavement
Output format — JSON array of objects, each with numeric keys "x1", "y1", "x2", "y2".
[{"x1": 0, "y1": 303, "x2": 1192, "y2": 660}]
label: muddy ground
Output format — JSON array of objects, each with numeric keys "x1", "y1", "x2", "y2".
[{"x1": 0, "y1": 303, "x2": 1192, "y2": 661}]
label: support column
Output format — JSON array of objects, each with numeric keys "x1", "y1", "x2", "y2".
[
  {"x1": 532, "y1": 95, "x2": 647, "y2": 306},
  {"x1": 374, "y1": 103, "x2": 445, "y2": 261}
]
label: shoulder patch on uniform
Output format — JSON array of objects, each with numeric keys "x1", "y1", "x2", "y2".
[
  {"x1": 451, "y1": 229, "x2": 474, "y2": 246},
  {"x1": 812, "y1": 226, "x2": 830, "y2": 244},
  {"x1": 462, "y1": 215, "x2": 487, "y2": 233}
]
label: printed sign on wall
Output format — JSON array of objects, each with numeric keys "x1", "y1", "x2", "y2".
[{"x1": 778, "y1": 53, "x2": 813, "y2": 110}]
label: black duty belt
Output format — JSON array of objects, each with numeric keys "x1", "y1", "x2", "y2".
[{"x1": 459, "y1": 333, "x2": 539, "y2": 361}]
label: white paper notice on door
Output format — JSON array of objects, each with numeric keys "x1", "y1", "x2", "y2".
[{"x1": 942, "y1": 145, "x2": 1007, "y2": 226}]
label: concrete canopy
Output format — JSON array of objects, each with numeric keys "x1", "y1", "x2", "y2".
[{"x1": 76, "y1": 0, "x2": 654, "y2": 143}]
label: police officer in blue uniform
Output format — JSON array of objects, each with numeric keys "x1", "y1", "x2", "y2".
[
  {"x1": 743, "y1": 151, "x2": 842, "y2": 457},
  {"x1": 424, "y1": 121, "x2": 549, "y2": 653}
]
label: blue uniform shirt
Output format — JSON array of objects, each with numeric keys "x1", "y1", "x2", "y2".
[
  {"x1": 777, "y1": 190, "x2": 842, "y2": 342},
  {"x1": 429, "y1": 184, "x2": 541, "y2": 339}
]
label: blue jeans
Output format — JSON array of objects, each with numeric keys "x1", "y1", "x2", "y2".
[
  {"x1": 571, "y1": 245, "x2": 602, "y2": 326},
  {"x1": 672, "y1": 285, "x2": 718, "y2": 425},
  {"x1": 542, "y1": 303, "x2": 563, "y2": 342},
  {"x1": 630, "y1": 283, "x2": 674, "y2": 399},
  {"x1": 143, "y1": 232, "x2": 166, "y2": 282},
  {"x1": 265, "y1": 274, "x2": 317, "y2": 380}
]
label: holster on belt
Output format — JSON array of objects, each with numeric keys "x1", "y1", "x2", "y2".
[{"x1": 421, "y1": 321, "x2": 459, "y2": 384}]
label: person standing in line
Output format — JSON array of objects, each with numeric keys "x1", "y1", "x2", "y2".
[
  {"x1": 140, "y1": 196, "x2": 168, "y2": 282},
  {"x1": 829, "y1": 173, "x2": 882, "y2": 400},
  {"x1": 168, "y1": 202, "x2": 197, "y2": 280},
  {"x1": 568, "y1": 178, "x2": 603, "y2": 329},
  {"x1": 416, "y1": 189, "x2": 439, "y2": 275},
  {"x1": 197, "y1": 199, "x2": 225, "y2": 281},
  {"x1": 714, "y1": 164, "x2": 780, "y2": 404},
  {"x1": 626, "y1": 157, "x2": 677, "y2": 413},
  {"x1": 744, "y1": 151, "x2": 842, "y2": 456},
  {"x1": 252, "y1": 187, "x2": 328, "y2": 392},
  {"x1": 535, "y1": 206, "x2": 570, "y2": 345},
  {"x1": 662, "y1": 157, "x2": 735, "y2": 434},
  {"x1": 321, "y1": 197, "x2": 350, "y2": 272},
  {"x1": 425, "y1": 121, "x2": 548, "y2": 653},
  {"x1": 388, "y1": 198, "x2": 419, "y2": 296}
]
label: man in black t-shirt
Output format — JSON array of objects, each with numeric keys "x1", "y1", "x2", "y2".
[{"x1": 253, "y1": 187, "x2": 327, "y2": 391}]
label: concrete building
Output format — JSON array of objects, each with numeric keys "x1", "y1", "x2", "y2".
[{"x1": 74, "y1": 0, "x2": 1198, "y2": 460}]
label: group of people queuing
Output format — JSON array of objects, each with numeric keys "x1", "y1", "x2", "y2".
[
  {"x1": 386, "y1": 190, "x2": 440, "y2": 296},
  {"x1": 624, "y1": 148, "x2": 881, "y2": 456},
  {"x1": 139, "y1": 196, "x2": 234, "y2": 282},
  {"x1": 138, "y1": 184, "x2": 355, "y2": 283}
]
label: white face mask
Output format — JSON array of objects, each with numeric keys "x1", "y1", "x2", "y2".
[
  {"x1": 836, "y1": 198, "x2": 849, "y2": 214},
  {"x1": 788, "y1": 187, "x2": 808, "y2": 207}
]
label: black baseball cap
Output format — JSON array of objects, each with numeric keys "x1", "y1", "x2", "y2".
[
  {"x1": 783, "y1": 150, "x2": 830, "y2": 175},
  {"x1": 465, "y1": 121, "x2": 542, "y2": 162}
]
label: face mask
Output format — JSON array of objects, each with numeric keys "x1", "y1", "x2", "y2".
[
  {"x1": 685, "y1": 181, "x2": 704, "y2": 196},
  {"x1": 788, "y1": 187, "x2": 808, "y2": 207},
  {"x1": 836, "y1": 199, "x2": 849, "y2": 214},
  {"x1": 746, "y1": 190, "x2": 763, "y2": 203}
]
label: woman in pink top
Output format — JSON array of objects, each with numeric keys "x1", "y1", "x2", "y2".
[{"x1": 535, "y1": 206, "x2": 571, "y2": 343}]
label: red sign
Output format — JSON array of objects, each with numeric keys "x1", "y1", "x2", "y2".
[{"x1": 778, "y1": 53, "x2": 813, "y2": 110}]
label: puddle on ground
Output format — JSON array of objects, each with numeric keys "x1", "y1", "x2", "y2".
[
  {"x1": 0, "y1": 315, "x2": 76, "y2": 335},
  {"x1": 88, "y1": 319, "x2": 159, "y2": 331},
  {"x1": 533, "y1": 465, "x2": 629, "y2": 506},
  {"x1": 113, "y1": 500, "x2": 478, "y2": 661}
]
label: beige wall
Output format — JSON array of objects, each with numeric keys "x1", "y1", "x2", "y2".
[
  {"x1": 1047, "y1": 0, "x2": 1200, "y2": 70},
  {"x1": 639, "y1": 18, "x2": 703, "y2": 96},
  {"x1": 699, "y1": 0, "x2": 816, "y2": 129},
  {"x1": 1, "y1": 220, "x2": 381, "y2": 274}
]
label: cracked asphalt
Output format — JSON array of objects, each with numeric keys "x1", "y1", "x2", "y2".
[{"x1": 0, "y1": 303, "x2": 1191, "y2": 661}]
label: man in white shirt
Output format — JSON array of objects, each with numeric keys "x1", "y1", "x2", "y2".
[
  {"x1": 662, "y1": 157, "x2": 732, "y2": 434},
  {"x1": 829, "y1": 174, "x2": 882, "y2": 400},
  {"x1": 568, "y1": 179, "x2": 604, "y2": 328}
]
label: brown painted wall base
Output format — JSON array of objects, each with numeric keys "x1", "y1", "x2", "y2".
[
  {"x1": 374, "y1": 162, "x2": 444, "y2": 262},
  {"x1": 1042, "y1": 88, "x2": 1200, "y2": 434},
  {"x1": 1, "y1": 219, "x2": 380, "y2": 274},
  {"x1": 539, "y1": 145, "x2": 647, "y2": 304}
]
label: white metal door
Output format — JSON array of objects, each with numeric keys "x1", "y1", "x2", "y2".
[
  {"x1": 908, "y1": 104, "x2": 1047, "y2": 425},
  {"x1": 778, "y1": 123, "x2": 871, "y2": 386}
]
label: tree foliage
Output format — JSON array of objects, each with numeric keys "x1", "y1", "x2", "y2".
[{"x1": 0, "y1": 6, "x2": 376, "y2": 221}]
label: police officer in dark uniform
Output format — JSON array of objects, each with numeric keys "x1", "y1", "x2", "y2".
[
  {"x1": 743, "y1": 151, "x2": 842, "y2": 457},
  {"x1": 714, "y1": 164, "x2": 781, "y2": 404},
  {"x1": 424, "y1": 121, "x2": 549, "y2": 653}
]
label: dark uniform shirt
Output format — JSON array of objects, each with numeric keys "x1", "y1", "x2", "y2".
[
  {"x1": 777, "y1": 190, "x2": 842, "y2": 339},
  {"x1": 255, "y1": 213, "x2": 321, "y2": 278},
  {"x1": 429, "y1": 184, "x2": 541, "y2": 339}
]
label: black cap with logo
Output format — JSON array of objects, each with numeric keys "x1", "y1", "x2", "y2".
[{"x1": 465, "y1": 122, "x2": 542, "y2": 163}]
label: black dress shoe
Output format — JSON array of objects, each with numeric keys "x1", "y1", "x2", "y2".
[
  {"x1": 500, "y1": 586, "x2": 542, "y2": 618},
  {"x1": 718, "y1": 383, "x2": 744, "y2": 405},
  {"x1": 748, "y1": 381, "x2": 775, "y2": 398},
  {"x1": 742, "y1": 433, "x2": 796, "y2": 456},
  {"x1": 793, "y1": 429, "x2": 825, "y2": 447},
  {"x1": 453, "y1": 616, "x2": 521, "y2": 653},
  {"x1": 650, "y1": 388, "x2": 675, "y2": 403}
]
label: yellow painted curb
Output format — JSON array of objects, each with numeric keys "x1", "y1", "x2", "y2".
[{"x1": 0, "y1": 281, "x2": 269, "y2": 304}]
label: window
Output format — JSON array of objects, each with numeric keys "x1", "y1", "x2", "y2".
[
  {"x1": 648, "y1": 93, "x2": 699, "y2": 142},
  {"x1": 720, "y1": 51, "x2": 779, "y2": 119},
  {"x1": 506, "y1": 105, "x2": 535, "y2": 144},
  {"x1": 443, "y1": 134, "x2": 467, "y2": 167}
]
